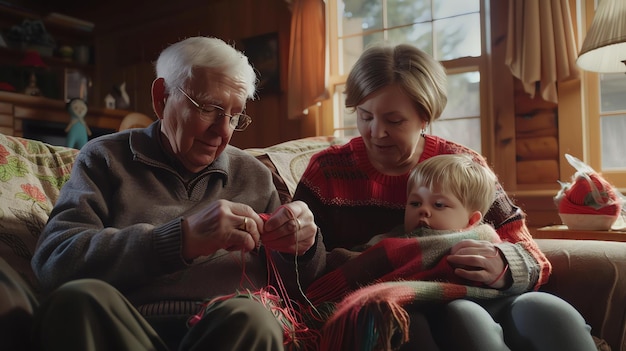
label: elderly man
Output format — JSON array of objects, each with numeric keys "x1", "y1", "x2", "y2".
[{"x1": 30, "y1": 36, "x2": 325, "y2": 351}]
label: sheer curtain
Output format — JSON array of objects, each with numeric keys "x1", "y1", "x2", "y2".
[
  {"x1": 505, "y1": 0, "x2": 579, "y2": 103},
  {"x1": 287, "y1": 0, "x2": 328, "y2": 119}
]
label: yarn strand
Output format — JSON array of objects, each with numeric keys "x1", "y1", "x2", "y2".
[{"x1": 188, "y1": 205, "x2": 321, "y2": 350}]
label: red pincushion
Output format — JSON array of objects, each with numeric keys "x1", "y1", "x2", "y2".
[{"x1": 558, "y1": 172, "x2": 621, "y2": 216}]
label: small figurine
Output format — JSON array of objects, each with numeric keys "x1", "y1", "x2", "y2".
[
  {"x1": 64, "y1": 98, "x2": 92, "y2": 149},
  {"x1": 104, "y1": 93, "x2": 116, "y2": 109},
  {"x1": 23, "y1": 71, "x2": 42, "y2": 96},
  {"x1": 110, "y1": 82, "x2": 130, "y2": 110}
]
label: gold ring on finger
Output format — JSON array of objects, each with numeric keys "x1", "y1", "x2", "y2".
[{"x1": 239, "y1": 217, "x2": 248, "y2": 231}]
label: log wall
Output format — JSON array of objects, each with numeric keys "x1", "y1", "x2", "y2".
[{"x1": 513, "y1": 79, "x2": 560, "y2": 185}]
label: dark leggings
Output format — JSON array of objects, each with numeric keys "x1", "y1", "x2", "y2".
[{"x1": 430, "y1": 292, "x2": 597, "y2": 351}]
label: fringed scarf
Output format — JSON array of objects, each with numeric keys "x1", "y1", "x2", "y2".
[
  {"x1": 306, "y1": 224, "x2": 515, "y2": 351},
  {"x1": 188, "y1": 224, "x2": 514, "y2": 351}
]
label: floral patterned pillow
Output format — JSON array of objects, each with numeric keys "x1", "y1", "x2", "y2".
[{"x1": 0, "y1": 134, "x2": 78, "y2": 293}]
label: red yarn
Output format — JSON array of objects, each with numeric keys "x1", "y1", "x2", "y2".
[
  {"x1": 558, "y1": 172, "x2": 621, "y2": 216},
  {"x1": 187, "y1": 205, "x2": 320, "y2": 350}
]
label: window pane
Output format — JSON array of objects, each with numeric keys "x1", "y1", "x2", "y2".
[
  {"x1": 333, "y1": 84, "x2": 354, "y2": 126},
  {"x1": 431, "y1": 118, "x2": 481, "y2": 153},
  {"x1": 600, "y1": 73, "x2": 626, "y2": 113},
  {"x1": 330, "y1": 0, "x2": 485, "y2": 146},
  {"x1": 600, "y1": 114, "x2": 626, "y2": 170},
  {"x1": 434, "y1": 0, "x2": 480, "y2": 19},
  {"x1": 434, "y1": 13, "x2": 481, "y2": 60},
  {"x1": 387, "y1": 23, "x2": 433, "y2": 56},
  {"x1": 441, "y1": 71, "x2": 480, "y2": 119},
  {"x1": 333, "y1": 83, "x2": 360, "y2": 138},
  {"x1": 340, "y1": 33, "x2": 384, "y2": 75},
  {"x1": 387, "y1": 0, "x2": 432, "y2": 27},
  {"x1": 339, "y1": 0, "x2": 383, "y2": 36},
  {"x1": 342, "y1": 109, "x2": 357, "y2": 129}
]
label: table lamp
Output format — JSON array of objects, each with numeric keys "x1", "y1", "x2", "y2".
[
  {"x1": 576, "y1": 0, "x2": 626, "y2": 73},
  {"x1": 19, "y1": 50, "x2": 47, "y2": 96}
]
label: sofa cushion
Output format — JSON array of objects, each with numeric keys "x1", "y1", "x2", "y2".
[
  {"x1": 246, "y1": 136, "x2": 350, "y2": 203},
  {"x1": 0, "y1": 133, "x2": 343, "y2": 291},
  {"x1": 0, "y1": 134, "x2": 78, "y2": 292},
  {"x1": 537, "y1": 238, "x2": 626, "y2": 351}
]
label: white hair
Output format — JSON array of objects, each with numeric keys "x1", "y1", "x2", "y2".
[{"x1": 155, "y1": 36, "x2": 257, "y2": 99}]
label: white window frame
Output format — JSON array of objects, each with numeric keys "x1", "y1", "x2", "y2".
[
  {"x1": 323, "y1": 0, "x2": 494, "y2": 160},
  {"x1": 577, "y1": 0, "x2": 626, "y2": 189}
]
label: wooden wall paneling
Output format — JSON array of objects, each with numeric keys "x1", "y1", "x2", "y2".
[
  {"x1": 14, "y1": 104, "x2": 67, "y2": 122},
  {"x1": 0, "y1": 101, "x2": 12, "y2": 114},
  {"x1": 0, "y1": 101, "x2": 13, "y2": 134},
  {"x1": 513, "y1": 79, "x2": 559, "y2": 114},
  {"x1": 227, "y1": 0, "x2": 300, "y2": 149},
  {"x1": 515, "y1": 111, "x2": 559, "y2": 164},
  {"x1": 556, "y1": 78, "x2": 585, "y2": 180},
  {"x1": 84, "y1": 107, "x2": 129, "y2": 131},
  {"x1": 489, "y1": 0, "x2": 517, "y2": 192},
  {"x1": 90, "y1": 0, "x2": 296, "y2": 149},
  {"x1": 484, "y1": 0, "x2": 583, "y2": 225},
  {"x1": 515, "y1": 111, "x2": 558, "y2": 138},
  {"x1": 133, "y1": 62, "x2": 156, "y2": 120},
  {"x1": 93, "y1": 8, "x2": 215, "y2": 114},
  {"x1": 516, "y1": 136, "x2": 559, "y2": 160},
  {"x1": 557, "y1": 0, "x2": 586, "y2": 184},
  {"x1": 516, "y1": 160, "x2": 559, "y2": 184},
  {"x1": 0, "y1": 91, "x2": 128, "y2": 139},
  {"x1": 0, "y1": 127, "x2": 13, "y2": 136},
  {"x1": 233, "y1": 96, "x2": 279, "y2": 149},
  {"x1": 0, "y1": 114, "x2": 12, "y2": 128},
  {"x1": 514, "y1": 194, "x2": 562, "y2": 229},
  {"x1": 512, "y1": 78, "x2": 560, "y2": 185},
  {"x1": 12, "y1": 100, "x2": 127, "y2": 131}
]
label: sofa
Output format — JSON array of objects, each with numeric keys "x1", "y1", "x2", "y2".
[{"x1": 1, "y1": 132, "x2": 625, "y2": 350}]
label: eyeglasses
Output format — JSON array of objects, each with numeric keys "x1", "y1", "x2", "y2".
[{"x1": 176, "y1": 87, "x2": 252, "y2": 131}]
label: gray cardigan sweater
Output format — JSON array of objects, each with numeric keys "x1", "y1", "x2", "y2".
[{"x1": 32, "y1": 122, "x2": 325, "y2": 314}]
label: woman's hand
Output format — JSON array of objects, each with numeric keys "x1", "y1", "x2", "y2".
[
  {"x1": 446, "y1": 239, "x2": 510, "y2": 289},
  {"x1": 261, "y1": 201, "x2": 317, "y2": 255},
  {"x1": 181, "y1": 199, "x2": 264, "y2": 260}
]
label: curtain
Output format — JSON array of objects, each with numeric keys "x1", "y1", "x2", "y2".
[
  {"x1": 287, "y1": 0, "x2": 328, "y2": 120},
  {"x1": 505, "y1": 0, "x2": 579, "y2": 103}
]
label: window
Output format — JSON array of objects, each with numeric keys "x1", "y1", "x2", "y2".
[
  {"x1": 598, "y1": 73, "x2": 626, "y2": 171},
  {"x1": 325, "y1": 0, "x2": 487, "y2": 153}
]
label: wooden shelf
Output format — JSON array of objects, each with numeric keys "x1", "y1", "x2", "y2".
[
  {"x1": 0, "y1": 3, "x2": 93, "y2": 43},
  {"x1": 0, "y1": 90, "x2": 130, "y2": 137},
  {"x1": 532, "y1": 223, "x2": 626, "y2": 242}
]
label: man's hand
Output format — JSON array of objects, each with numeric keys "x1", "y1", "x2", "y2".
[
  {"x1": 181, "y1": 199, "x2": 263, "y2": 260},
  {"x1": 261, "y1": 201, "x2": 317, "y2": 255}
]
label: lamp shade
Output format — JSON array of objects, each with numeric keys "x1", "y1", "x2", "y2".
[
  {"x1": 19, "y1": 50, "x2": 47, "y2": 68},
  {"x1": 577, "y1": 0, "x2": 626, "y2": 73}
]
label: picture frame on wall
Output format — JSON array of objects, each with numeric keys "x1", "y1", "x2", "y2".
[
  {"x1": 242, "y1": 32, "x2": 280, "y2": 94},
  {"x1": 64, "y1": 68, "x2": 90, "y2": 102}
]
